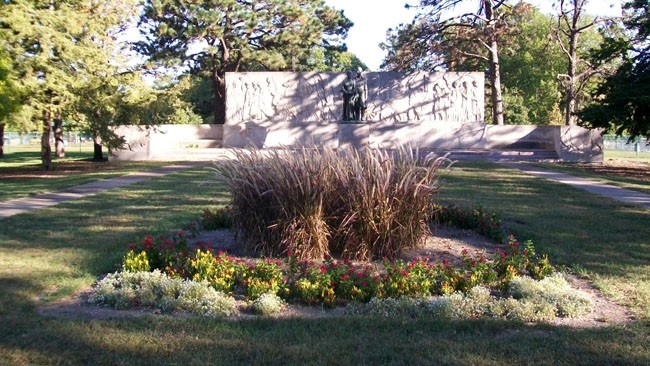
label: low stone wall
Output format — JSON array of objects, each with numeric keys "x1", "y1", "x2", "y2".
[
  {"x1": 110, "y1": 124, "x2": 223, "y2": 161},
  {"x1": 110, "y1": 123, "x2": 603, "y2": 163}
]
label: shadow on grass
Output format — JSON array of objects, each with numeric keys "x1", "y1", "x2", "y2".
[
  {"x1": 0, "y1": 150, "x2": 94, "y2": 166},
  {"x1": 439, "y1": 162, "x2": 650, "y2": 271},
  {"x1": 0, "y1": 315, "x2": 648, "y2": 365}
]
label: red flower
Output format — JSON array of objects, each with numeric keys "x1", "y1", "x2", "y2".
[
  {"x1": 361, "y1": 281, "x2": 368, "y2": 287},
  {"x1": 342, "y1": 274, "x2": 350, "y2": 280},
  {"x1": 320, "y1": 265, "x2": 327, "y2": 274}
]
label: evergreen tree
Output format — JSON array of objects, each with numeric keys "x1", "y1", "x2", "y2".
[
  {"x1": 0, "y1": 0, "x2": 137, "y2": 167},
  {"x1": 0, "y1": 50, "x2": 21, "y2": 158}
]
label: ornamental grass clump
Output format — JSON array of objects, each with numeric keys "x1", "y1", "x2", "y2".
[{"x1": 213, "y1": 146, "x2": 448, "y2": 261}]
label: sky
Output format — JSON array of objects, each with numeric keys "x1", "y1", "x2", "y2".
[{"x1": 324, "y1": 0, "x2": 623, "y2": 71}]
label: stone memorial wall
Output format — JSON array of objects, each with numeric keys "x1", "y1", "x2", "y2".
[
  {"x1": 225, "y1": 71, "x2": 484, "y2": 125},
  {"x1": 109, "y1": 70, "x2": 603, "y2": 163}
]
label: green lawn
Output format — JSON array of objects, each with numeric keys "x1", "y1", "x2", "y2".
[
  {"x1": 526, "y1": 150, "x2": 650, "y2": 194},
  {"x1": 0, "y1": 146, "x2": 172, "y2": 202},
  {"x1": 0, "y1": 162, "x2": 649, "y2": 365},
  {"x1": 605, "y1": 149, "x2": 650, "y2": 162}
]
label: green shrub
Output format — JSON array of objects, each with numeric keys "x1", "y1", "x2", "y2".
[
  {"x1": 508, "y1": 274, "x2": 592, "y2": 318},
  {"x1": 345, "y1": 278, "x2": 589, "y2": 322},
  {"x1": 239, "y1": 259, "x2": 285, "y2": 299},
  {"x1": 200, "y1": 207, "x2": 234, "y2": 230},
  {"x1": 383, "y1": 258, "x2": 438, "y2": 298},
  {"x1": 90, "y1": 271, "x2": 237, "y2": 317},
  {"x1": 494, "y1": 235, "x2": 555, "y2": 288},
  {"x1": 251, "y1": 293, "x2": 285, "y2": 315},
  {"x1": 213, "y1": 146, "x2": 448, "y2": 261},
  {"x1": 285, "y1": 255, "x2": 381, "y2": 306},
  {"x1": 122, "y1": 250, "x2": 151, "y2": 273},
  {"x1": 188, "y1": 250, "x2": 239, "y2": 293},
  {"x1": 127, "y1": 233, "x2": 189, "y2": 277},
  {"x1": 436, "y1": 204, "x2": 505, "y2": 243},
  {"x1": 489, "y1": 297, "x2": 557, "y2": 322},
  {"x1": 177, "y1": 280, "x2": 237, "y2": 317}
]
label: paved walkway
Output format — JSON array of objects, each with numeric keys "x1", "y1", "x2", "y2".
[
  {"x1": 500, "y1": 163, "x2": 650, "y2": 210},
  {"x1": 0, "y1": 163, "x2": 204, "y2": 220}
]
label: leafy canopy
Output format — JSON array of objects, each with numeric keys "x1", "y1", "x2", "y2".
[
  {"x1": 578, "y1": 0, "x2": 650, "y2": 140},
  {"x1": 136, "y1": 0, "x2": 354, "y2": 123}
]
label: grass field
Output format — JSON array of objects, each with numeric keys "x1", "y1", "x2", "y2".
[
  {"x1": 0, "y1": 156, "x2": 649, "y2": 364},
  {"x1": 0, "y1": 145, "x2": 171, "y2": 202},
  {"x1": 527, "y1": 150, "x2": 650, "y2": 194},
  {"x1": 605, "y1": 149, "x2": 650, "y2": 162}
]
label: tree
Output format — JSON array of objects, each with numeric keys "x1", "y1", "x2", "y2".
[
  {"x1": 0, "y1": 49, "x2": 21, "y2": 158},
  {"x1": 499, "y1": 3, "x2": 564, "y2": 125},
  {"x1": 578, "y1": 0, "x2": 650, "y2": 140},
  {"x1": 136, "y1": 0, "x2": 353, "y2": 124},
  {"x1": 553, "y1": 0, "x2": 613, "y2": 126},
  {"x1": 0, "y1": 0, "x2": 137, "y2": 168},
  {"x1": 382, "y1": 0, "x2": 520, "y2": 125}
]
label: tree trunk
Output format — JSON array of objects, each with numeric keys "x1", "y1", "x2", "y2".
[
  {"x1": 484, "y1": 0, "x2": 504, "y2": 125},
  {"x1": 54, "y1": 113, "x2": 65, "y2": 158},
  {"x1": 41, "y1": 109, "x2": 53, "y2": 170},
  {"x1": 211, "y1": 66, "x2": 226, "y2": 125},
  {"x1": 0, "y1": 123, "x2": 5, "y2": 158},
  {"x1": 565, "y1": 31, "x2": 578, "y2": 126},
  {"x1": 488, "y1": 40, "x2": 505, "y2": 125},
  {"x1": 93, "y1": 132, "x2": 103, "y2": 161}
]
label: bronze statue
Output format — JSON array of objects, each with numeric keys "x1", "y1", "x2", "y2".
[
  {"x1": 341, "y1": 70, "x2": 357, "y2": 121},
  {"x1": 355, "y1": 68, "x2": 367, "y2": 121},
  {"x1": 341, "y1": 68, "x2": 367, "y2": 121}
]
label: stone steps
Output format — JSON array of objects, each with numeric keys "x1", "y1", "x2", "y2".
[
  {"x1": 151, "y1": 146, "x2": 559, "y2": 163},
  {"x1": 442, "y1": 149, "x2": 559, "y2": 162}
]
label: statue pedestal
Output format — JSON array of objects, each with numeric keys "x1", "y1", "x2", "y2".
[{"x1": 338, "y1": 121, "x2": 369, "y2": 149}]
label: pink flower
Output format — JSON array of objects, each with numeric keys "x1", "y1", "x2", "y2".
[{"x1": 342, "y1": 274, "x2": 350, "y2": 280}]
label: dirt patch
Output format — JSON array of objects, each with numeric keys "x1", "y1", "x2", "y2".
[{"x1": 38, "y1": 226, "x2": 634, "y2": 327}]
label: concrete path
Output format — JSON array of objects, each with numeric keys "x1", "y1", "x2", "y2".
[
  {"x1": 500, "y1": 163, "x2": 650, "y2": 210},
  {"x1": 0, "y1": 164, "x2": 203, "y2": 220}
]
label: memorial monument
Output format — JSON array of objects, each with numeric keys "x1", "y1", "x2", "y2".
[{"x1": 111, "y1": 70, "x2": 604, "y2": 163}]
